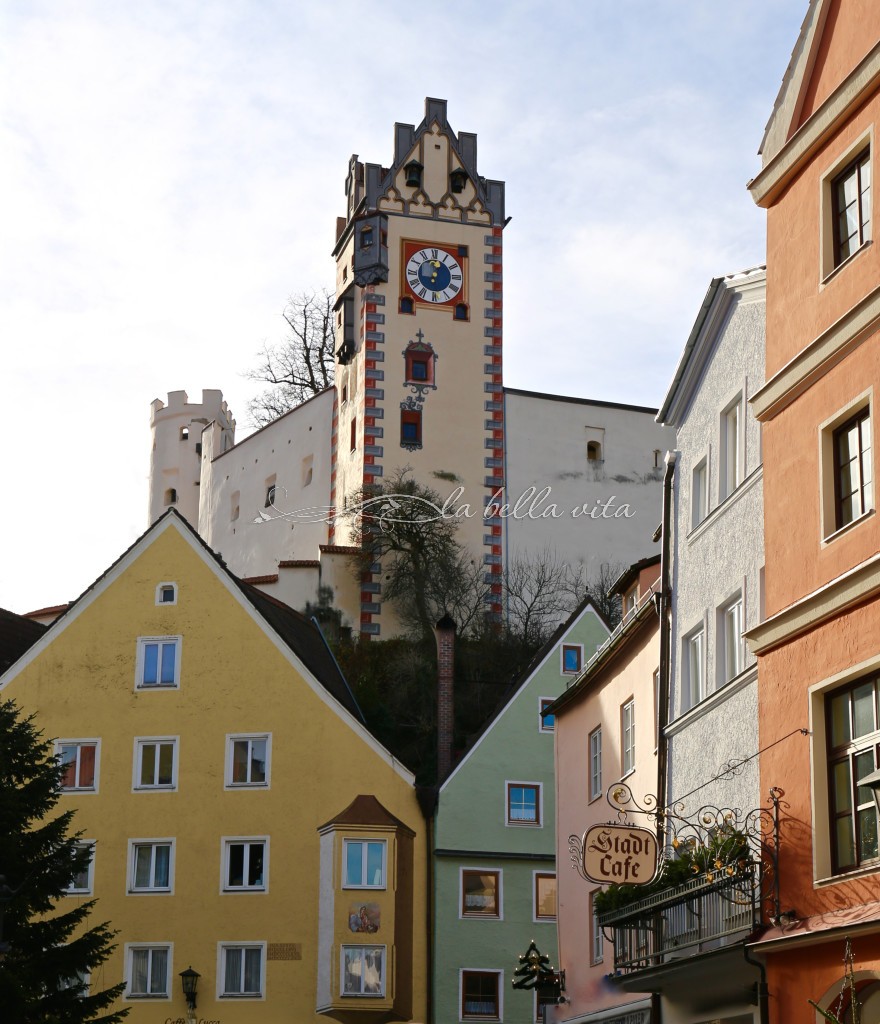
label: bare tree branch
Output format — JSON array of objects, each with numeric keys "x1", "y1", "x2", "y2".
[{"x1": 243, "y1": 289, "x2": 336, "y2": 427}]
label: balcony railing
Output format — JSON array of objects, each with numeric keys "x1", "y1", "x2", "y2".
[{"x1": 597, "y1": 863, "x2": 761, "y2": 974}]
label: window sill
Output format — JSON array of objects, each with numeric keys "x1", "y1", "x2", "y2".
[
  {"x1": 505, "y1": 821, "x2": 542, "y2": 828},
  {"x1": 814, "y1": 860, "x2": 880, "y2": 888},
  {"x1": 222, "y1": 888, "x2": 267, "y2": 894},
  {"x1": 135, "y1": 684, "x2": 179, "y2": 691},
  {"x1": 666, "y1": 664, "x2": 757, "y2": 737},
  {"x1": 687, "y1": 465, "x2": 763, "y2": 543},
  {"x1": 125, "y1": 994, "x2": 170, "y2": 1001},
  {"x1": 821, "y1": 239, "x2": 872, "y2": 289},
  {"x1": 342, "y1": 885, "x2": 387, "y2": 891},
  {"x1": 822, "y1": 507, "x2": 874, "y2": 546}
]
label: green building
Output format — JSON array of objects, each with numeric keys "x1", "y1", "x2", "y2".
[{"x1": 433, "y1": 599, "x2": 610, "y2": 1024}]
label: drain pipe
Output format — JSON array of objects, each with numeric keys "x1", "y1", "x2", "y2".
[
  {"x1": 656, "y1": 451, "x2": 677, "y2": 845},
  {"x1": 743, "y1": 943, "x2": 770, "y2": 1024}
]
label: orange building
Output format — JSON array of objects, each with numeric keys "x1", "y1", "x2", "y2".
[{"x1": 747, "y1": 1, "x2": 880, "y2": 1019}]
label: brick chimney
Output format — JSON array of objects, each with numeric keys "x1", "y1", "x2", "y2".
[{"x1": 434, "y1": 614, "x2": 456, "y2": 783}]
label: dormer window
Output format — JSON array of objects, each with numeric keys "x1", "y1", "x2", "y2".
[{"x1": 404, "y1": 160, "x2": 423, "y2": 188}]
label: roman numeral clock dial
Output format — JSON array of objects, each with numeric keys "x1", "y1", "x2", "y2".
[{"x1": 405, "y1": 247, "x2": 463, "y2": 304}]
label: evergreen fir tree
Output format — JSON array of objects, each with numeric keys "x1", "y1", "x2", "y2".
[{"x1": 0, "y1": 699, "x2": 127, "y2": 1023}]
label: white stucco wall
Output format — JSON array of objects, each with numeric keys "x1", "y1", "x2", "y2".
[
  {"x1": 148, "y1": 389, "x2": 234, "y2": 526},
  {"x1": 662, "y1": 269, "x2": 765, "y2": 818},
  {"x1": 198, "y1": 389, "x2": 334, "y2": 582},
  {"x1": 504, "y1": 390, "x2": 676, "y2": 583}
]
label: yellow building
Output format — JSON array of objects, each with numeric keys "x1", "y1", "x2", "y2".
[{"x1": 1, "y1": 510, "x2": 427, "y2": 1022}]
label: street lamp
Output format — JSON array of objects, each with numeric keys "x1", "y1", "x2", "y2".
[{"x1": 179, "y1": 966, "x2": 200, "y2": 1013}]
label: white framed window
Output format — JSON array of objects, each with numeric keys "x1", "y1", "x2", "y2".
[
  {"x1": 225, "y1": 734, "x2": 270, "y2": 788},
  {"x1": 57, "y1": 740, "x2": 99, "y2": 792},
  {"x1": 133, "y1": 737, "x2": 178, "y2": 791},
  {"x1": 692, "y1": 457, "x2": 708, "y2": 527},
  {"x1": 589, "y1": 727, "x2": 602, "y2": 801},
  {"x1": 343, "y1": 839, "x2": 386, "y2": 889},
  {"x1": 821, "y1": 136, "x2": 873, "y2": 278},
  {"x1": 58, "y1": 969, "x2": 90, "y2": 996},
  {"x1": 505, "y1": 781, "x2": 542, "y2": 827},
  {"x1": 135, "y1": 637, "x2": 181, "y2": 689},
  {"x1": 561, "y1": 643, "x2": 583, "y2": 674},
  {"x1": 66, "y1": 841, "x2": 95, "y2": 895},
  {"x1": 821, "y1": 398, "x2": 873, "y2": 538},
  {"x1": 460, "y1": 968, "x2": 502, "y2": 1020},
  {"x1": 719, "y1": 593, "x2": 744, "y2": 684},
  {"x1": 125, "y1": 944, "x2": 171, "y2": 999},
  {"x1": 590, "y1": 890, "x2": 604, "y2": 963},
  {"x1": 460, "y1": 868, "x2": 502, "y2": 918},
  {"x1": 720, "y1": 395, "x2": 743, "y2": 500},
  {"x1": 222, "y1": 838, "x2": 268, "y2": 892},
  {"x1": 621, "y1": 698, "x2": 635, "y2": 775},
  {"x1": 538, "y1": 697, "x2": 555, "y2": 733},
  {"x1": 155, "y1": 582, "x2": 177, "y2": 605},
  {"x1": 342, "y1": 945, "x2": 385, "y2": 997},
  {"x1": 128, "y1": 840, "x2": 174, "y2": 893},
  {"x1": 533, "y1": 872, "x2": 556, "y2": 922},
  {"x1": 684, "y1": 626, "x2": 706, "y2": 709},
  {"x1": 219, "y1": 943, "x2": 265, "y2": 999}
]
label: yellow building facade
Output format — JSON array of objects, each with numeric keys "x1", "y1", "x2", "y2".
[{"x1": 1, "y1": 511, "x2": 427, "y2": 1022}]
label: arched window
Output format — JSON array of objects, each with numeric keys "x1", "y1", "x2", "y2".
[
  {"x1": 587, "y1": 441, "x2": 602, "y2": 462},
  {"x1": 164, "y1": 488, "x2": 177, "y2": 505},
  {"x1": 180, "y1": 426, "x2": 189, "y2": 441},
  {"x1": 454, "y1": 303, "x2": 468, "y2": 321}
]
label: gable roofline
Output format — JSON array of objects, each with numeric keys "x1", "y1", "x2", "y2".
[
  {"x1": 547, "y1": 576, "x2": 661, "y2": 718},
  {"x1": 438, "y1": 596, "x2": 612, "y2": 793},
  {"x1": 210, "y1": 386, "x2": 334, "y2": 463},
  {"x1": 656, "y1": 266, "x2": 766, "y2": 426},
  {"x1": 0, "y1": 510, "x2": 413, "y2": 785},
  {"x1": 504, "y1": 386, "x2": 658, "y2": 415},
  {"x1": 610, "y1": 553, "x2": 661, "y2": 598},
  {"x1": 760, "y1": 0, "x2": 828, "y2": 166}
]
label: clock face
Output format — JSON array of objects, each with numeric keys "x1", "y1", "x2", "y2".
[{"x1": 405, "y1": 247, "x2": 463, "y2": 303}]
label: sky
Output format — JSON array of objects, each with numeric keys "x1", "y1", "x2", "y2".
[{"x1": 1, "y1": 0, "x2": 807, "y2": 615}]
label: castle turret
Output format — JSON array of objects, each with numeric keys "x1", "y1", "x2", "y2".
[{"x1": 148, "y1": 389, "x2": 235, "y2": 527}]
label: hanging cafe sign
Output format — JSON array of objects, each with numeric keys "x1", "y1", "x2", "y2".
[
  {"x1": 569, "y1": 777, "x2": 785, "y2": 920},
  {"x1": 580, "y1": 822, "x2": 659, "y2": 885}
]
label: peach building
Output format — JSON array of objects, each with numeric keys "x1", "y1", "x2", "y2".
[
  {"x1": 548, "y1": 556, "x2": 660, "y2": 1024},
  {"x1": 747, "y1": 0, "x2": 880, "y2": 1018}
]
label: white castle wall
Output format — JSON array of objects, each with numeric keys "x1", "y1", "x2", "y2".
[
  {"x1": 198, "y1": 388, "x2": 334, "y2": 582},
  {"x1": 503, "y1": 388, "x2": 676, "y2": 583},
  {"x1": 148, "y1": 389, "x2": 234, "y2": 527}
]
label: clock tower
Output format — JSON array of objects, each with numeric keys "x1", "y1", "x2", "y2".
[{"x1": 331, "y1": 98, "x2": 506, "y2": 636}]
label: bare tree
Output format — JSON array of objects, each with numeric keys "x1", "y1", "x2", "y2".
[
  {"x1": 244, "y1": 289, "x2": 336, "y2": 427},
  {"x1": 502, "y1": 550, "x2": 578, "y2": 648},
  {"x1": 346, "y1": 470, "x2": 489, "y2": 640},
  {"x1": 560, "y1": 559, "x2": 625, "y2": 629}
]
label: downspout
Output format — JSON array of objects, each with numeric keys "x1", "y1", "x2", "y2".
[
  {"x1": 743, "y1": 943, "x2": 770, "y2": 1024},
  {"x1": 656, "y1": 451, "x2": 677, "y2": 845}
]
